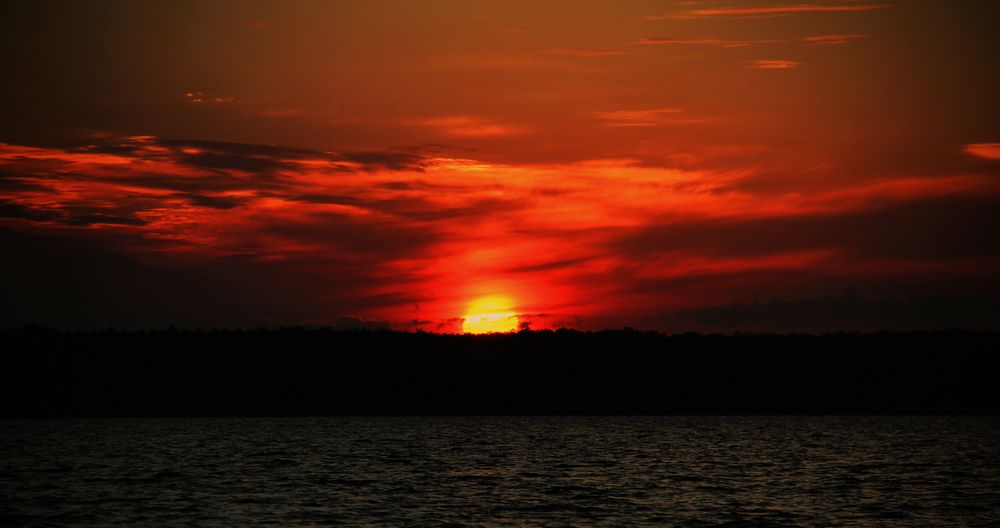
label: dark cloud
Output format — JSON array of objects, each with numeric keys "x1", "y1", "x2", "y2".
[
  {"x1": 57, "y1": 204, "x2": 149, "y2": 227},
  {"x1": 260, "y1": 212, "x2": 440, "y2": 258},
  {"x1": 377, "y1": 180, "x2": 479, "y2": 192},
  {"x1": 70, "y1": 142, "x2": 157, "y2": 157},
  {"x1": 329, "y1": 316, "x2": 392, "y2": 331},
  {"x1": 613, "y1": 194, "x2": 1000, "y2": 261},
  {"x1": 158, "y1": 139, "x2": 428, "y2": 173},
  {"x1": 0, "y1": 137, "x2": 437, "y2": 222},
  {"x1": 0, "y1": 227, "x2": 422, "y2": 329},
  {"x1": 158, "y1": 139, "x2": 332, "y2": 161},
  {"x1": 0, "y1": 202, "x2": 147, "y2": 226},
  {"x1": 11, "y1": 135, "x2": 430, "y2": 175},
  {"x1": 379, "y1": 181, "x2": 424, "y2": 191},
  {"x1": 0, "y1": 170, "x2": 49, "y2": 192},
  {"x1": 1, "y1": 227, "x2": 217, "y2": 329},
  {"x1": 660, "y1": 291, "x2": 1000, "y2": 333},
  {"x1": 340, "y1": 151, "x2": 429, "y2": 172},
  {"x1": 173, "y1": 149, "x2": 296, "y2": 173},
  {"x1": 291, "y1": 194, "x2": 523, "y2": 222},
  {"x1": 0, "y1": 202, "x2": 60, "y2": 222},
  {"x1": 62, "y1": 213, "x2": 147, "y2": 227},
  {"x1": 295, "y1": 194, "x2": 367, "y2": 206},
  {"x1": 158, "y1": 139, "x2": 332, "y2": 173},
  {"x1": 507, "y1": 257, "x2": 592, "y2": 274},
  {"x1": 397, "y1": 198, "x2": 522, "y2": 222},
  {"x1": 113, "y1": 172, "x2": 284, "y2": 194},
  {"x1": 435, "y1": 317, "x2": 465, "y2": 333},
  {"x1": 171, "y1": 192, "x2": 244, "y2": 209}
]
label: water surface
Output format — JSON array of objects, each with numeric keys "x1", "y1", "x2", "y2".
[{"x1": 3, "y1": 416, "x2": 999, "y2": 526}]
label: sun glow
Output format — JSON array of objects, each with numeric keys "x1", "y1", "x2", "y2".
[{"x1": 462, "y1": 296, "x2": 519, "y2": 334}]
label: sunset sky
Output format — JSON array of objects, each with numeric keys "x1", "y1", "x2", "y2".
[{"x1": 2, "y1": 0, "x2": 999, "y2": 332}]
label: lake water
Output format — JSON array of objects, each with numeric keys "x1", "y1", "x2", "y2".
[{"x1": 3, "y1": 416, "x2": 999, "y2": 526}]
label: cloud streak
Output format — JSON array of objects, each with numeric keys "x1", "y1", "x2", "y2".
[
  {"x1": 801, "y1": 34, "x2": 868, "y2": 46},
  {"x1": 421, "y1": 116, "x2": 526, "y2": 138},
  {"x1": 636, "y1": 38, "x2": 778, "y2": 48},
  {"x1": 590, "y1": 108, "x2": 690, "y2": 127},
  {"x1": 541, "y1": 48, "x2": 627, "y2": 58},
  {"x1": 746, "y1": 60, "x2": 801, "y2": 69},
  {"x1": 659, "y1": 3, "x2": 891, "y2": 20}
]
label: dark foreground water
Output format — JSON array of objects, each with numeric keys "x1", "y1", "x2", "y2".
[{"x1": 2, "y1": 417, "x2": 999, "y2": 527}]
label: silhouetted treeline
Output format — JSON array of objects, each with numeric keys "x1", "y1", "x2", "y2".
[{"x1": 2, "y1": 327, "x2": 998, "y2": 416}]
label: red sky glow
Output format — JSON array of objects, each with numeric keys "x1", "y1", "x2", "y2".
[{"x1": 2, "y1": 0, "x2": 999, "y2": 332}]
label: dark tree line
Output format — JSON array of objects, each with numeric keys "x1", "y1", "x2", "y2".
[{"x1": 2, "y1": 327, "x2": 998, "y2": 416}]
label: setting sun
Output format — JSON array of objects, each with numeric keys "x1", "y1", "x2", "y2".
[
  {"x1": 462, "y1": 296, "x2": 519, "y2": 334},
  {"x1": 1, "y1": 1, "x2": 998, "y2": 336}
]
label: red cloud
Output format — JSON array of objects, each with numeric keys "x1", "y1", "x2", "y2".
[{"x1": 964, "y1": 143, "x2": 1000, "y2": 160}]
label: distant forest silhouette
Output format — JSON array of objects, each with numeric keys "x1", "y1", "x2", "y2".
[{"x1": 3, "y1": 327, "x2": 998, "y2": 417}]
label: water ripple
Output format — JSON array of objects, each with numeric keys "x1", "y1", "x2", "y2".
[{"x1": 2, "y1": 416, "x2": 999, "y2": 526}]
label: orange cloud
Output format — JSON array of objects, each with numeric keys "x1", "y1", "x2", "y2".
[
  {"x1": 746, "y1": 60, "x2": 800, "y2": 69},
  {"x1": 590, "y1": 108, "x2": 690, "y2": 127},
  {"x1": 421, "y1": 116, "x2": 526, "y2": 138},
  {"x1": 964, "y1": 143, "x2": 1000, "y2": 160}
]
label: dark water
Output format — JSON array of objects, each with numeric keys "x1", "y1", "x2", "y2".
[{"x1": 2, "y1": 417, "x2": 999, "y2": 527}]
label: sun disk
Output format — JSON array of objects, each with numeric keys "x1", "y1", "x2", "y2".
[{"x1": 462, "y1": 296, "x2": 518, "y2": 334}]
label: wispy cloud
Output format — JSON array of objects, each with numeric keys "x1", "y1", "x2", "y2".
[
  {"x1": 658, "y1": 3, "x2": 890, "y2": 20},
  {"x1": 636, "y1": 37, "x2": 778, "y2": 48},
  {"x1": 638, "y1": 34, "x2": 867, "y2": 49},
  {"x1": 746, "y1": 60, "x2": 800, "y2": 70},
  {"x1": 185, "y1": 91, "x2": 236, "y2": 104},
  {"x1": 801, "y1": 34, "x2": 868, "y2": 46},
  {"x1": 591, "y1": 108, "x2": 694, "y2": 127},
  {"x1": 541, "y1": 48, "x2": 627, "y2": 58}
]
